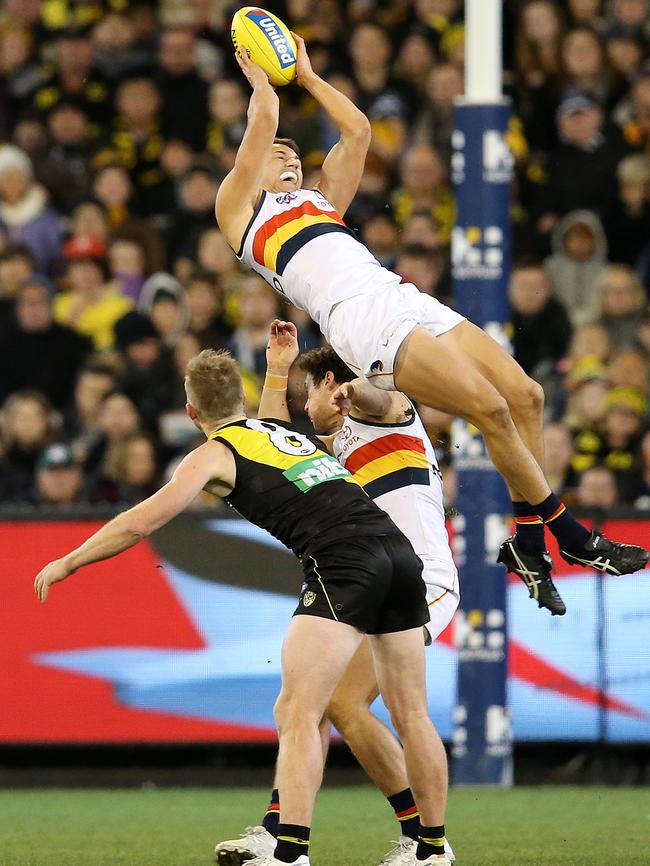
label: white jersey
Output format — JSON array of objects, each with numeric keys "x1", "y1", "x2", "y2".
[
  {"x1": 237, "y1": 188, "x2": 402, "y2": 331},
  {"x1": 332, "y1": 403, "x2": 458, "y2": 593}
]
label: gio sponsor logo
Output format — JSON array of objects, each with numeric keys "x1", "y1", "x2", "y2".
[
  {"x1": 483, "y1": 130, "x2": 514, "y2": 184},
  {"x1": 452, "y1": 225, "x2": 504, "y2": 281},
  {"x1": 455, "y1": 607, "x2": 506, "y2": 663},
  {"x1": 247, "y1": 11, "x2": 296, "y2": 68}
]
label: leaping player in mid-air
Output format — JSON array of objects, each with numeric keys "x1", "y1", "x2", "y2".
[{"x1": 216, "y1": 38, "x2": 648, "y2": 607}]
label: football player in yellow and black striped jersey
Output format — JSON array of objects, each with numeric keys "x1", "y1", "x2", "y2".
[{"x1": 34, "y1": 348, "x2": 451, "y2": 866}]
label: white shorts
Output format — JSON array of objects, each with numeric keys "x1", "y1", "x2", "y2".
[
  {"x1": 327, "y1": 281, "x2": 466, "y2": 391},
  {"x1": 423, "y1": 558, "x2": 460, "y2": 644}
]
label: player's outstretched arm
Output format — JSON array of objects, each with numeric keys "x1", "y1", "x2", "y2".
[
  {"x1": 34, "y1": 443, "x2": 234, "y2": 603},
  {"x1": 258, "y1": 319, "x2": 299, "y2": 422},
  {"x1": 291, "y1": 32, "x2": 370, "y2": 215},
  {"x1": 215, "y1": 49, "x2": 279, "y2": 246},
  {"x1": 331, "y1": 378, "x2": 403, "y2": 421}
]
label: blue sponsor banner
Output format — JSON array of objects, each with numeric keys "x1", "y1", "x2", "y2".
[{"x1": 451, "y1": 101, "x2": 514, "y2": 785}]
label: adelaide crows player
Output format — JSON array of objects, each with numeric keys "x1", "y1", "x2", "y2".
[
  {"x1": 34, "y1": 349, "x2": 452, "y2": 866},
  {"x1": 216, "y1": 37, "x2": 648, "y2": 599}
]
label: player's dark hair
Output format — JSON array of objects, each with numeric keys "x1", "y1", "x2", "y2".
[
  {"x1": 297, "y1": 348, "x2": 355, "y2": 386},
  {"x1": 273, "y1": 137, "x2": 301, "y2": 157}
]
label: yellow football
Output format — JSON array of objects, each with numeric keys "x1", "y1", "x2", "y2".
[{"x1": 231, "y1": 7, "x2": 297, "y2": 86}]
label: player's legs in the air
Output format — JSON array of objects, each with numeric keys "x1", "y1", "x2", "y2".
[{"x1": 394, "y1": 326, "x2": 649, "y2": 583}]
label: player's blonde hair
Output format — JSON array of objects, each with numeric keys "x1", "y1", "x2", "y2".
[{"x1": 185, "y1": 349, "x2": 244, "y2": 423}]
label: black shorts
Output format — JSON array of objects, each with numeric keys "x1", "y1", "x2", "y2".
[{"x1": 294, "y1": 532, "x2": 430, "y2": 635}]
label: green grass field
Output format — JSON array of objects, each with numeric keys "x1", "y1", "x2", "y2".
[{"x1": 0, "y1": 786, "x2": 646, "y2": 866}]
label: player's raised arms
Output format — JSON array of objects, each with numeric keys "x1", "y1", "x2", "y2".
[
  {"x1": 291, "y1": 33, "x2": 371, "y2": 216},
  {"x1": 215, "y1": 48, "x2": 279, "y2": 247}
]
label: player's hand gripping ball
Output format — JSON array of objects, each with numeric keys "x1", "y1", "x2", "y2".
[{"x1": 231, "y1": 7, "x2": 297, "y2": 86}]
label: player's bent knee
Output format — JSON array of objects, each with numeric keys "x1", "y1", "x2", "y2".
[
  {"x1": 470, "y1": 392, "x2": 512, "y2": 432},
  {"x1": 325, "y1": 697, "x2": 369, "y2": 735},
  {"x1": 508, "y1": 376, "x2": 545, "y2": 418}
]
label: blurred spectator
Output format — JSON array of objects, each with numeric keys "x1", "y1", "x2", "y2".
[
  {"x1": 113, "y1": 310, "x2": 175, "y2": 426},
  {"x1": 185, "y1": 270, "x2": 232, "y2": 349},
  {"x1": 40, "y1": 98, "x2": 99, "y2": 212},
  {"x1": 609, "y1": 348, "x2": 649, "y2": 391},
  {"x1": 623, "y1": 429, "x2": 650, "y2": 506},
  {"x1": 543, "y1": 422, "x2": 579, "y2": 495},
  {"x1": 579, "y1": 387, "x2": 648, "y2": 481},
  {"x1": 544, "y1": 210, "x2": 608, "y2": 325},
  {"x1": 560, "y1": 27, "x2": 613, "y2": 105},
  {"x1": 194, "y1": 226, "x2": 242, "y2": 295},
  {"x1": 167, "y1": 164, "x2": 220, "y2": 261},
  {"x1": 0, "y1": 144, "x2": 62, "y2": 270},
  {"x1": 509, "y1": 263, "x2": 573, "y2": 380},
  {"x1": 53, "y1": 237, "x2": 133, "y2": 349},
  {"x1": 0, "y1": 280, "x2": 91, "y2": 409},
  {"x1": 84, "y1": 390, "x2": 142, "y2": 474},
  {"x1": 400, "y1": 212, "x2": 444, "y2": 249},
  {"x1": 92, "y1": 164, "x2": 140, "y2": 227},
  {"x1": 30, "y1": 26, "x2": 110, "y2": 126},
  {"x1": 411, "y1": 62, "x2": 464, "y2": 166},
  {"x1": 229, "y1": 276, "x2": 283, "y2": 379},
  {"x1": 576, "y1": 464, "x2": 620, "y2": 508},
  {"x1": 157, "y1": 28, "x2": 208, "y2": 150},
  {"x1": 92, "y1": 432, "x2": 159, "y2": 505},
  {"x1": 33, "y1": 442, "x2": 86, "y2": 507},
  {"x1": 602, "y1": 153, "x2": 650, "y2": 266},
  {"x1": 514, "y1": 0, "x2": 566, "y2": 150},
  {"x1": 0, "y1": 390, "x2": 57, "y2": 501},
  {"x1": 596, "y1": 264, "x2": 646, "y2": 349},
  {"x1": 69, "y1": 200, "x2": 110, "y2": 245},
  {"x1": 0, "y1": 243, "x2": 35, "y2": 313},
  {"x1": 605, "y1": 25, "x2": 645, "y2": 83},
  {"x1": 205, "y1": 79, "x2": 247, "y2": 166},
  {"x1": 608, "y1": 0, "x2": 650, "y2": 40},
  {"x1": 107, "y1": 234, "x2": 148, "y2": 302},
  {"x1": 394, "y1": 244, "x2": 446, "y2": 298},
  {"x1": 391, "y1": 144, "x2": 453, "y2": 242},
  {"x1": 63, "y1": 362, "x2": 119, "y2": 462},
  {"x1": 94, "y1": 75, "x2": 174, "y2": 218},
  {"x1": 533, "y1": 91, "x2": 628, "y2": 229},
  {"x1": 567, "y1": 1, "x2": 605, "y2": 29},
  {"x1": 622, "y1": 69, "x2": 650, "y2": 153},
  {"x1": 360, "y1": 212, "x2": 400, "y2": 266},
  {"x1": 92, "y1": 13, "x2": 153, "y2": 82},
  {"x1": 138, "y1": 272, "x2": 189, "y2": 346}
]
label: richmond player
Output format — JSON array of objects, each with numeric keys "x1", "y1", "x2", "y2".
[{"x1": 215, "y1": 321, "x2": 458, "y2": 866}]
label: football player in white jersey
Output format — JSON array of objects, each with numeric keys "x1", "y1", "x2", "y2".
[
  {"x1": 216, "y1": 40, "x2": 648, "y2": 604},
  {"x1": 215, "y1": 321, "x2": 456, "y2": 866}
]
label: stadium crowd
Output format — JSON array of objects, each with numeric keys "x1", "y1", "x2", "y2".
[{"x1": 1, "y1": 0, "x2": 650, "y2": 511}]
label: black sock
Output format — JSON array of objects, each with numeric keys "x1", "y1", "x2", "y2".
[
  {"x1": 262, "y1": 788, "x2": 280, "y2": 836},
  {"x1": 274, "y1": 823, "x2": 310, "y2": 863},
  {"x1": 513, "y1": 500, "x2": 546, "y2": 554},
  {"x1": 387, "y1": 788, "x2": 420, "y2": 841},
  {"x1": 417, "y1": 824, "x2": 446, "y2": 860},
  {"x1": 533, "y1": 492, "x2": 590, "y2": 551}
]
